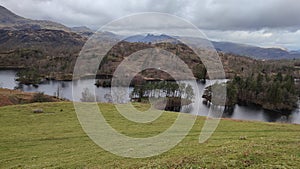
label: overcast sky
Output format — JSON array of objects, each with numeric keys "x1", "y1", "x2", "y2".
[{"x1": 1, "y1": 0, "x2": 300, "y2": 50}]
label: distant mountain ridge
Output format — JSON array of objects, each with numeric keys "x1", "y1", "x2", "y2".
[
  {"x1": 124, "y1": 34, "x2": 180, "y2": 44},
  {"x1": 124, "y1": 33, "x2": 300, "y2": 60},
  {"x1": 70, "y1": 26, "x2": 94, "y2": 37},
  {"x1": 211, "y1": 41, "x2": 299, "y2": 60}
]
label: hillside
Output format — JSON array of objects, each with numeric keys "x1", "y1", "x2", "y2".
[
  {"x1": 0, "y1": 102, "x2": 299, "y2": 168},
  {"x1": 0, "y1": 6, "x2": 70, "y2": 31},
  {"x1": 0, "y1": 5, "x2": 90, "y2": 80},
  {"x1": 212, "y1": 41, "x2": 299, "y2": 60},
  {"x1": 96, "y1": 41, "x2": 300, "y2": 80},
  {"x1": 0, "y1": 28, "x2": 86, "y2": 80},
  {"x1": 124, "y1": 34, "x2": 300, "y2": 60},
  {"x1": 1, "y1": 37, "x2": 298, "y2": 82}
]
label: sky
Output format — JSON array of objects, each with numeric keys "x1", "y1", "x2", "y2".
[{"x1": 1, "y1": 0, "x2": 300, "y2": 50}]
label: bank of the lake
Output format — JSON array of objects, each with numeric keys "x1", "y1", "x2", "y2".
[
  {"x1": 1, "y1": 69, "x2": 300, "y2": 124},
  {"x1": 0, "y1": 88, "x2": 62, "y2": 107}
]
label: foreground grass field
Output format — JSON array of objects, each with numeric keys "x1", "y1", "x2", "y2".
[{"x1": 0, "y1": 102, "x2": 300, "y2": 168}]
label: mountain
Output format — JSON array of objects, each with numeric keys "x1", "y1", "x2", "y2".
[
  {"x1": 211, "y1": 41, "x2": 300, "y2": 60},
  {"x1": 0, "y1": 2, "x2": 299, "y2": 83},
  {"x1": 126, "y1": 33, "x2": 300, "y2": 60},
  {"x1": 0, "y1": 5, "x2": 70, "y2": 31},
  {"x1": 124, "y1": 35, "x2": 144, "y2": 42},
  {"x1": 71, "y1": 26, "x2": 94, "y2": 37},
  {"x1": 290, "y1": 49, "x2": 300, "y2": 55},
  {"x1": 124, "y1": 34, "x2": 179, "y2": 44},
  {"x1": 71, "y1": 26, "x2": 92, "y2": 32},
  {"x1": 0, "y1": 28, "x2": 86, "y2": 78},
  {"x1": 2, "y1": 5, "x2": 298, "y2": 60},
  {"x1": 0, "y1": 6, "x2": 88, "y2": 80},
  {"x1": 0, "y1": 29, "x2": 85, "y2": 49}
]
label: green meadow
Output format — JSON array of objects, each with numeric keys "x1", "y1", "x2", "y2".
[{"x1": 0, "y1": 102, "x2": 300, "y2": 168}]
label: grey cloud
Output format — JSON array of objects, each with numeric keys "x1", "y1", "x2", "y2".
[
  {"x1": 1, "y1": 0, "x2": 300, "y2": 49},
  {"x1": 1, "y1": 0, "x2": 300, "y2": 31},
  {"x1": 188, "y1": 0, "x2": 300, "y2": 31}
]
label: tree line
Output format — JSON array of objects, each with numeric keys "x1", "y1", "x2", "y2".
[
  {"x1": 204, "y1": 73, "x2": 298, "y2": 112},
  {"x1": 131, "y1": 81, "x2": 194, "y2": 101}
]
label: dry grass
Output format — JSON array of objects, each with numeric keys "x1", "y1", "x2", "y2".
[{"x1": 0, "y1": 88, "x2": 61, "y2": 107}]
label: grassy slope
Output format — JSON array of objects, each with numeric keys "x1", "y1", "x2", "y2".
[
  {"x1": 0, "y1": 102, "x2": 299, "y2": 169},
  {"x1": 0, "y1": 88, "x2": 61, "y2": 107}
]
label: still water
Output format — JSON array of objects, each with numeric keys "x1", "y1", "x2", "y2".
[{"x1": 0, "y1": 70, "x2": 299, "y2": 124}]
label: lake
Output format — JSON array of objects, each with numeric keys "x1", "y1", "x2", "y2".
[{"x1": 1, "y1": 69, "x2": 299, "y2": 124}]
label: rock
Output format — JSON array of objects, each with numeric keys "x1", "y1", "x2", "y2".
[
  {"x1": 239, "y1": 136, "x2": 247, "y2": 140},
  {"x1": 33, "y1": 109, "x2": 43, "y2": 113}
]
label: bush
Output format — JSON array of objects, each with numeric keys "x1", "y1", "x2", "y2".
[{"x1": 31, "y1": 92, "x2": 52, "y2": 103}]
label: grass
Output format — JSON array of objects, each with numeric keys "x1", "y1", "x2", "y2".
[
  {"x1": 0, "y1": 102, "x2": 300, "y2": 168},
  {"x1": 0, "y1": 88, "x2": 61, "y2": 107}
]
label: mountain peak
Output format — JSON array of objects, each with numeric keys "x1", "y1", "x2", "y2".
[{"x1": 125, "y1": 34, "x2": 179, "y2": 44}]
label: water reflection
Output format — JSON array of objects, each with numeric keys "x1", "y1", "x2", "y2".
[{"x1": 0, "y1": 70, "x2": 17, "y2": 89}]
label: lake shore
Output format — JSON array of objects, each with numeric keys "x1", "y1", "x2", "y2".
[{"x1": 0, "y1": 88, "x2": 64, "y2": 107}]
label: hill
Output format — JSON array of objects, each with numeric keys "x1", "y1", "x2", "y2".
[
  {"x1": 71, "y1": 26, "x2": 94, "y2": 37},
  {"x1": 124, "y1": 34, "x2": 300, "y2": 60},
  {"x1": 0, "y1": 28, "x2": 86, "y2": 80},
  {"x1": 124, "y1": 34, "x2": 179, "y2": 44},
  {"x1": 212, "y1": 41, "x2": 300, "y2": 60},
  {"x1": 96, "y1": 41, "x2": 300, "y2": 80},
  {"x1": 0, "y1": 102, "x2": 299, "y2": 168},
  {"x1": 0, "y1": 6, "x2": 70, "y2": 31}
]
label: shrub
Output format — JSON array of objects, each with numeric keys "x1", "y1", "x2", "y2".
[{"x1": 31, "y1": 92, "x2": 52, "y2": 102}]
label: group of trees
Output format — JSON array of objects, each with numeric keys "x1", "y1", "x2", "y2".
[
  {"x1": 131, "y1": 81, "x2": 195, "y2": 112},
  {"x1": 16, "y1": 68, "x2": 41, "y2": 86},
  {"x1": 204, "y1": 73, "x2": 298, "y2": 111},
  {"x1": 131, "y1": 81, "x2": 194, "y2": 102},
  {"x1": 231, "y1": 73, "x2": 298, "y2": 111}
]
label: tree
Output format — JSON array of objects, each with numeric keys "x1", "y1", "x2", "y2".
[
  {"x1": 226, "y1": 82, "x2": 238, "y2": 106},
  {"x1": 267, "y1": 82, "x2": 282, "y2": 104},
  {"x1": 80, "y1": 88, "x2": 95, "y2": 102},
  {"x1": 16, "y1": 68, "x2": 41, "y2": 85},
  {"x1": 256, "y1": 73, "x2": 263, "y2": 94},
  {"x1": 193, "y1": 64, "x2": 207, "y2": 80},
  {"x1": 283, "y1": 75, "x2": 295, "y2": 93},
  {"x1": 275, "y1": 72, "x2": 283, "y2": 82},
  {"x1": 185, "y1": 84, "x2": 194, "y2": 101}
]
